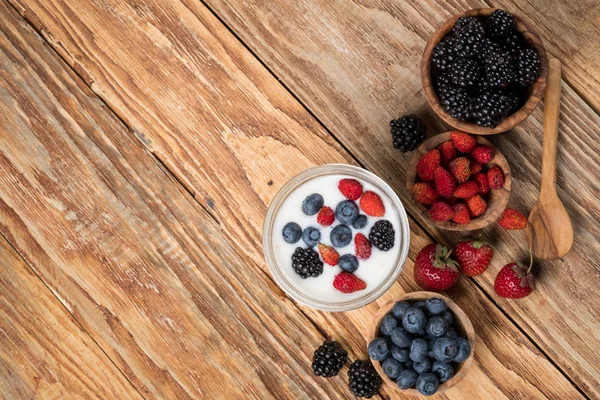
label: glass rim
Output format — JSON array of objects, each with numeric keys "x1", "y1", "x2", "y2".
[{"x1": 262, "y1": 164, "x2": 410, "y2": 312}]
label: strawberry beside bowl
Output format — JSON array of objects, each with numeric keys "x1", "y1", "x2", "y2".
[{"x1": 406, "y1": 132, "x2": 511, "y2": 231}]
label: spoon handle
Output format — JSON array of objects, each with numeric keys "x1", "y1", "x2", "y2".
[{"x1": 541, "y1": 59, "x2": 562, "y2": 195}]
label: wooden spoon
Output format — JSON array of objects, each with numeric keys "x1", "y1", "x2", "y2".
[{"x1": 527, "y1": 59, "x2": 573, "y2": 260}]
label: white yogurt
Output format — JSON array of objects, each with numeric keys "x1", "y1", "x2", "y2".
[{"x1": 271, "y1": 174, "x2": 402, "y2": 303}]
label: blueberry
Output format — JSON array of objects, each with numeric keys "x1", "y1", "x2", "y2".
[
  {"x1": 409, "y1": 338, "x2": 428, "y2": 362},
  {"x1": 412, "y1": 301, "x2": 426, "y2": 309},
  {"x1": 392, "y1": 346, "x2": 409, "y2": 362},
  {"x1": 413, "y1": 357, "x2": 432, "y2": 374},
  {"x1": 416, "y1": 372, "x2": 440, "y2": 396},
  {"x1": 330, "y1": 224, "x2": 352, "y2": 247},
  {"x1": 403, "y1": 360, "x2": 413, "y2": 369},
  {"x1": 352, "y1": 214, "x2": 368, "y2": 229},
  {"x1": 432, "y1": 361, "x2": 455, "y2": 383},
  {"x1": 453, "y1": 337, "x2": 471, "y2": 363},
  {"x1": 392, "y1": 301, "x2": 411, "y2": 319},
  {"x1": 427, "y1": 350, "x2": 436, "y2": 360},
  {"x1": 445, "y1": 327, "x2": 458, "y2": 339},
  {"x1": 368, "y1": 337, "x2": 391, "y2": 361},
  {"x1": 302, "y1": 227, "x2": 321, "y2": 247},
  {"x1": 302, "y1": 193, "x2": 324, "y2": 215},
  {"x1": 338, "y1": 254, "x2": 359, "y2": 273},
  {"x1": 431, "y1": 337, "x2": 458, "y2": 362},
  {"x1": 335, "y1": 200, "x2": 359, "y2": 224},
  {"x1": 425, "y1": 298, "x2": 447, "y2": 315},
  {"x1": 402, "y1": 308, "x2": 427, "y2": 334},
  {"x1": 390, "y1": 327, "x2": 412, "y2": 348},
  {"x1": 442, "y1": 311, "x2": 454, "y2": 325},
  {"x1": 382, "y1": 357, "x2": 403, "y2": 379},
  {"x1": 396, "y1": 369, "x2": 418, "y2": 390},
  {"x1": 282, "y1": 222, "x2": 302, "y2": 244},
  {"x1": 380, "y1": 314, "x2": 398, "y2": 336},
  {"x1": 426, "y1": 316, "x2": 449, "y2": 338}
]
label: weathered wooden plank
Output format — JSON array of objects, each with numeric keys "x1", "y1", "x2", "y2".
[
  {"x1": 0, "y1": 3, "x2": 358, "y2": 398},
  {"x1": 0, "y1": 237, "x2": 143, "y2": 400},
  {"x1": 197, "y1": 0, "x2": 600, "y2": 396},
  {"x1": 4, "y1": 0, "x2": 586, "y2": 398}
]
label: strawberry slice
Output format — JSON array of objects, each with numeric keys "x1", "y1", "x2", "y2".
[
  {"x1": 333, "y1": 272, "x2": 367, "y2": 293},
  {"x1": 360, "y1": 191, "x2": 385, "y2": 217},
  {"x1": 317, "y1": 206, "x2": 335, "y2": 226},
  {"x1": 338, "y1": 178, "x2": 363, "y2": 200},
  {"x1": 318, "y1": 243, "x2": 340, "y2": 266},
  {"x1": 354, "y1": 233, "x2": 372, "y2": 260}
]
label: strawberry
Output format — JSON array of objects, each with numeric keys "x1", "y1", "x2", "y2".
[
  {"x1": 414, "y1": 244, "x2": 460, "y2": 291},
  {"x1": 318, "y1": 243, "x2": 339, "y2": 266},
  {"x1": 498, "y1": 208, "x2": 527, "y2": 230},
  {"x1": 338, "y1": 178, "x2": 363, "y2": 201},
  {"x1": 412, "y1": 182, "x2": 439, "y2": 205},
  {"x1": 455, "y1": 239, "x2": 494, "y2": 276},
  {"x1": 429, "y1": 201, "x2": 454, "y2": 221},
  {"x1": 360, "y1": 191, "x2": 385, "y2": 217},
  {"x1": 450, "y1": 131, "x2": 477, "y2": 153},
  {"x1": 449, "y1": 157, "x2": 471, "y2": 184},
  {"x1": 439, "y1": 141, "x2": 456, "y2": 165},
  {"x1": 466, "y1": 195, "x2": 487, "y2": 217},
  {"x1": 454, "y1": 181, "x2": 479, "y2": 199},
  {"x1": 417, "y1": 149, "x2": 441, "y2": 181},
  {"x1": 494, "y1": 261, "x2": 535, "y2": 299},
  {"x1": 333, "y1": 272, "x2": 367, "y2": 293},
  {"x1": 445, "y1": 195, "x2": 458, "y2": 205},
  {"x1": 317, "y1": 206, "x2": 335, "y2": 226},
  {"x1": 470, "y1": 145, "x2": 494, "y2": 164},
  {"x1": 434, "y1": 167, "x2": 456, "y2": 197},
  {"x1": 487, "y1": 165, "x2": 505, "y2": 190},
  {"x1": 470, "y1": 161, "x2": 483, "y2": 175},
  {"x1": 451, "y1": 203, "x2": 471, "y2": 225},
  {"x1": 354, "y1": 233, "x2": 372, "y2": 260},
  {"x1": 474, "y1": 172, "x2": 490, "y2": 195}
]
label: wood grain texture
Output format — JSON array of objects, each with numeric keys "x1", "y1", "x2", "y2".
[
  {"x1": 421, "y1": 7, "x2": 548, "y2": 135},
  {"x1": 0, "y1": 3, "x2": 356, "y2": 398},
  {"x1": 197, "y1": 0, "x2": 600, "y2": 396},
  {"x1": 406, "y1": 133, "x2": 511, "y2": 231},
  {"x1": 0, "y1": 238, "x2": 142, "y2": 400},
  {"x1": 2, "y1": 0, "x2": 586, "y2": 398}
]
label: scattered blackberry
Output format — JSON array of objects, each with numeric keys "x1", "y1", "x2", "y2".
[
  {"x1": 515, "y1": 48, "x2": 540, "y2": 86},
  {"x1": 437, "y1": 82, "x2": 471, "y2": 120},
  {"x1": 452, "y1": 17, "x2": 483, "y2": 35},
  {"x1": 470, "y1": 90, "x2": 515, "y2": 128},
  {"x1": 348, "y1": 360, "x2": 381, "y2": 398},
  {"x1": 390, "y1": 114, "x2": 426, "y2": 152},
  {"x1": 449, "y1": 58, "x2": 481, "y2": 87},
  {"x1": 485, "y1": 50, "x2": 515, "y2": 87},
  {"x1": 291, "y1": 247, "x2": 323, "y2": 278},
  {"x1": 487, "y1": 10, "x2": 515, "y2": 38},
  {"x1": 312, "y1": 340, "x2": 348, "y2": 377},
  {"x1": 478, "y1": 38, "x2": 501, "y2": 60},
  {"x1": 369, "y1": 220, "x2": 395, "y2": 251},
  {"x1": 453, "y1": 25, "x2": 485, "y2": 57},
  {"x1": 497, "y1": 32, "x2": 523, "y2": 54},
  {"x1": 431, "y1": 36, "x2": 456, "y2": 72}
]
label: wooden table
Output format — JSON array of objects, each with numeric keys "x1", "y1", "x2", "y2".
[{"x1": 0, "y1": 1, "x2": 598, "y2": 398}]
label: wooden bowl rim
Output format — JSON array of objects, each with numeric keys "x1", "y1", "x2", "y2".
[
  {"x1": 367, "y1": 292, "x2": 475, "y2": 395},
  {"x1": 406, "y1": 132, "x2": 511, "y2": 231},
  {"x1": 421, "y1": 8, "x2": 549, "y2": 135}
]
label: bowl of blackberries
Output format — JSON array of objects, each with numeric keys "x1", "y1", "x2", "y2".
[
  {"x1": 421, "y1": 8, "x2": 548, "y2": 134},
  {"x1": 367, "y1": 292, "x2": 475, "y2": 396}
]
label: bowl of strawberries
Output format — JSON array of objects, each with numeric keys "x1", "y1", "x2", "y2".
[{"x1": 406, "y1": 131, "x2": 511, "y2": 230}]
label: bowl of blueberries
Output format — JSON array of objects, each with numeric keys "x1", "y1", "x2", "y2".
[{"x1": 367, "y1": 292, "x2": 474, "y2": 396}]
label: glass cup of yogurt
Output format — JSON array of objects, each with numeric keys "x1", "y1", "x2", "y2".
[{"x1": 263, "y1": 164, "x2": 410, "y2": 311}]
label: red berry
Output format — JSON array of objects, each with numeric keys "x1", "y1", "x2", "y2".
[
  {"x1": 318, "y1": 243, "x2": 340, "y2": 266},
  {"x1": 487, "y1": 165, "x2": 505, "y2": 190},
  {"x1": 451, "y1": 203, "x2": 471, "y2": 225},
  {"x1": 439, "y1": 141, "x2": 456, "y2": 165},
  {"x1": 429, "y1": 201, "x2": 454, "y2": 221},
  {"x1": 414, "y1": 244, "x2": 460, "y2": 291},
  {"x1": 494, "y1": 262, "x2": 535, "y2": 299},
  {"x1": 470, "y1": 161, "x2": 483, "y2": 175},
  {"x1": 456, "y1": 239, "x2": 494, "y2": 276},
  {"x1": 474, "y1": 172, "x2": 490, "y2": 195},
  {"x1": 466, "y1": 195, "x2": 488, "y2": 217},
  {"x1": 470, "y1": 145, "x2": 494, "y2": 164},
  {"x1": 454, "y1": 181, "x2": 479, "y2": 199},
  {"x1": 417, "y1": 149, "x2": 441, "y2": 181},
  {"x1": 333, "y1": 272, "x2": 367, "y2": 293},
  {"x1": 412, "y1": 182, "x2": 439, "y2": 205},
  {"x1": 449, "y1": 157, "x2": 471, "y2": 184},
  {"x1": 360, "y1": 191, "x2": 385, "y2": 217},
  {"x1": 498, "y1": 208, "x2": 527, "y2": 230},
  {"x1": 317, "y1": 206, "x2": 335, "y2": 226},
  {"x1": 354, "y1": 233, "x2": 372, "y2": 260},
  {"x1": 450, "y1": 131, "x2": 477, "y2": 153},
  {"x1": 338, "y1": 178, "x2": 363, "y2": 200},
  {"x1": 434, "y1": 167, "x2": 456, "y2": 198}
]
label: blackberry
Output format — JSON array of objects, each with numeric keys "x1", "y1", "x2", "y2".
[
  {"x1": 470, "y1": 90, "x2": 515, "y2": 128},
  {"x1": 487, "y1": 10, "x2": 515, "y2": 38},
  {"x1": 390, "y1": 114, "x2": 426, "y2": 152},
  {"x1": 484, "y1": 50, "x2": 515, "y2": 87},
  {"x1": 291, "y1": 247, "x2": 323, "y2": 278},
  {"x1": 453, "y1": 25, "x2": 485, "y2": 57},
  {"x1": 348, "y1": 360, "x2": 381, "y2": 398},
  {"x1": 369, "y1": 220, "x2": 395, "y2": 251},
  {"x1": 437, "y1": 82, "x2": 471, "y2": 120},
  {"x1": 497, "y1": 32, "x2": 523, "y2": 54},
  {"x1": 312, "y1": 340, "x2": 347, "y2": 377},
  {"x1": 515, "y1": 48, "x2": 540, "y2": 86},
  {"x1": 452, "y1": 17, "x2": 484, "y2": 35},
  {"x1": 478, "y1": 38, "x2": 501, "y2": 60},
  {"x1": 431, "y1": 36, "x2": 456, "y2": 72},
  {"x1": 449, "y1": 58, "x2": 481, "y2": 87}
]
